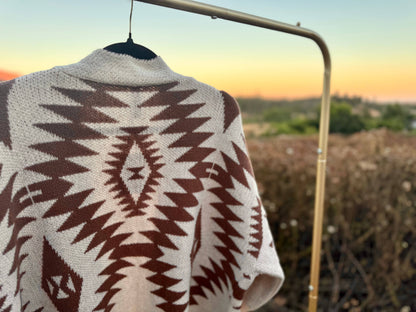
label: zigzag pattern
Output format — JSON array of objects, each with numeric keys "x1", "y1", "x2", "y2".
[
  {"x1": 189, "y1": 138, "x2": 259, "y2": 305},
  {"x1": 132, "y1": 82, "x2": 216, "y2": 312},
  {"x1": 0, "y1": 79, "x2": 36, "y2": 304},
  {"x1": 248, "y1": 197, "x2": 263, "y2": 259},
  {"x1": 0, "y1": 50, "x2": 283, "y2": 312},
  {"x1": 0, "y1": 172, "x2": 47, "y2": 312},
  {"x1": 229, "y1": 140, "x2": 263, "y2": 258},
  {"x1": 1, "y1": 78, "x2": 266, "y2": 311},
  {"x1": 0, "y1": 170, "x2": 36, "y2": 298},
  {"x1": 189, "y1": 162, "x2": 245, "y2": 305},
  {"x1": 28, "y1": 80, "x2": 137, "y2": 251},
  {"x1": 228, "y1": 136, "x2": 263, "y2": 259},
  {"x1": 87, "y1": 81, "x2": 215, "y2": 312},
  {"x1": 25, "y1": 80, "x2": 162, "y2": 311}
]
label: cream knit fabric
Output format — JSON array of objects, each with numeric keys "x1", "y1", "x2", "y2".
[{"x1": 0, "y1": 49, "x2": 284, "y2": 312}]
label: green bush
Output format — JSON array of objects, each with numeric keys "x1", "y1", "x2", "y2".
[
  {"x1": 244, "y1": 98, "x2": 416, "y2": 137},
  {"x1": 377, "y1": 104, "x2": 414, "y2": 131},
  {"x1": 261, "y1": 119, "x2": 318, "y2": 136},
  {"x1": 263, "y1": 107, "x2": 293, "y2": 123},
  {"x1": 328, "y1": 101, "x2": 366, "y2": 134}
]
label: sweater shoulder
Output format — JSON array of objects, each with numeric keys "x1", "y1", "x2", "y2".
[
  {"x1": 11, "y1": 67, "x2": 61, "y2": 87},
  {"x1": 178, "y1": 75, "x2": 224, "y2": 102},
  {"x1": 178, "y1": 76, "x2": 240, "y2": 121}
]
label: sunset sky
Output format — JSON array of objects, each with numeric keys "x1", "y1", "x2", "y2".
[{"x1": 1, "y1": 0, "x2": 415, "y2": 103}]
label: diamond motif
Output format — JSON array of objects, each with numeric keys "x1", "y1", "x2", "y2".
[
  {"x1": 103, "y1": 126, "x2": 165, "y2": 217},
  {"x1": 121, "y1": 142, "x2": 148, "y2": 204}
]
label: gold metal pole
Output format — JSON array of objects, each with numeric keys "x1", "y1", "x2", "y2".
[
  {"x1": 308, "y1": 66, "x2": 331, "y2": 312},
  {"x1": 135, "y1": 1, "x2": 332, "y2": 310}
]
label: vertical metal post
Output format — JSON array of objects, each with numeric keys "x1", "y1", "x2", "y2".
[
  {"x1": 135, "y1": 1, "x2": 332, "y2": 311},
  {"x1": 308, "y1": 62, "x2": 331, "y2": 312}
]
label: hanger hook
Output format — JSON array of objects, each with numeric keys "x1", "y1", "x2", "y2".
[{"x1": 129, "y1": 0, "x2": 133, "y2": 40}]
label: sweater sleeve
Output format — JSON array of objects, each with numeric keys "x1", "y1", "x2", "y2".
[
  {"x1": 242, "y1": 213, "x2": 285, "y2": 311},
  {"x1": 216, "y1": 91, "x2": 285, "y2": 311}
]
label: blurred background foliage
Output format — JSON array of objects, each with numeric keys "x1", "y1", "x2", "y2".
[
  {"x1": 239, "y1": 95, "x2": 416, "y2": 138},
  {"x1": 238, "y1": 97, "x2": 416, "y2": 311}
]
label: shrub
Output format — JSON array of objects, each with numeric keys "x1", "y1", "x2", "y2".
[
  {"x1": 329, "y1": 101, "x2": 366, "y2": 134},
  {"x1": 379, "y1": 104, "x2": 414, "y2": 131}
]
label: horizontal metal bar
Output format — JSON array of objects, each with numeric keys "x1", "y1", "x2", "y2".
[{"x1": 135, "y1": 0, "x2": 331, "y2": 70}]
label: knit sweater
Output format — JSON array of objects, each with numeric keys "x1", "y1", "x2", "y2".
[{"x1": 0, "y1": 49, "x2": 284, "y2": 312}]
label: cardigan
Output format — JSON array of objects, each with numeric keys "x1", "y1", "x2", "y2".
[{"x1": 0, "y1": 49, "x2": 284, "y2": 312}]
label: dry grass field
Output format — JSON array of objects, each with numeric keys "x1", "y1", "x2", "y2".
[{"x1": 246, "y1": 129, "x2": 416, "y2": 311}]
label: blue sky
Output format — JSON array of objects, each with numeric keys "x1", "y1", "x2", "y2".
[{"x1": 1, "y1": 0, "x2": 415, "y2": 102}]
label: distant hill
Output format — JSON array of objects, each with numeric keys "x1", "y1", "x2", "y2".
[
  {"x1": 236, "y1": 95, "x2": 416, "y2": 119},
  {"x1": 236, "y1": 97, "x2": 321, "y2": 115}
]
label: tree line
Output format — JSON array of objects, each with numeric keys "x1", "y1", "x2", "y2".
[{"x1": 239, "y1": 96, "x2": 416, "y2": 135}]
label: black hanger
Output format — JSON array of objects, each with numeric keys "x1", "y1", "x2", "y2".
[
  {"x1": 104, "y1": 35, "x2": 157, "y2": 60},
  {"x1": 104, "y1": 0, "x2": 157, "y2": 60}
]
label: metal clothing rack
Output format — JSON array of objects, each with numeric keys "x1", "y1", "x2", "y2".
[{"x1": 135, "y1": 1, "x2": 332, "y2": 311}]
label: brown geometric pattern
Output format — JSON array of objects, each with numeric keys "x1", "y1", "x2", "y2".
[
  {"x1": 0, "y1": 76, "x2": 37, "y2": 309},
  {"x1": 103, "y1": 126, "x2": 164, "y2": 218},
  {"x1": 248, "y1": 197, "x2": 263, "y2": 259},
  {"x1": 189, "y1": 93, "x2": 263, "y2": 307},
  {"x1": 42, "y1": 237, "x2": 83, "y2": 312},
  {"x1": 132, "y1": 82, "x2": 216, "y2": 312},
  {"x1": 0, "y1": 52, "x2": 283, "y2": 312},
  {"x1": 21, "y1": 78, "x2": 219, "y2": 311},
  {"x1": 220, "y1": 91, "x2": 240, "y2": 133},
  {"x1": 189, "y1": 161, "x2": 246, "y2": 306},
  {"x1": 0, "y1": 170, "x2": 35, "y2": 298},
  {"x1": 0, "y1": 286, "x2": 11, "y2": 312}
]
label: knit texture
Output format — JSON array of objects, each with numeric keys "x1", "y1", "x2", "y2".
[{"x1": 0, "y1": 49, "x2": 284, "y2": 312}]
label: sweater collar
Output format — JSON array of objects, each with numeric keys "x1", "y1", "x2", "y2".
[{"x1": 54, "y1": 48, "x2": 186, "y2": 86}]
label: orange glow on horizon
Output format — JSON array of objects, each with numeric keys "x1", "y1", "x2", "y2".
[
  {"x1": 1, "y1": 66, "x2": 415, "y2": 103},
  {"x1": 0, "y1": 69, "x2": 20, "y2": 81}
]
